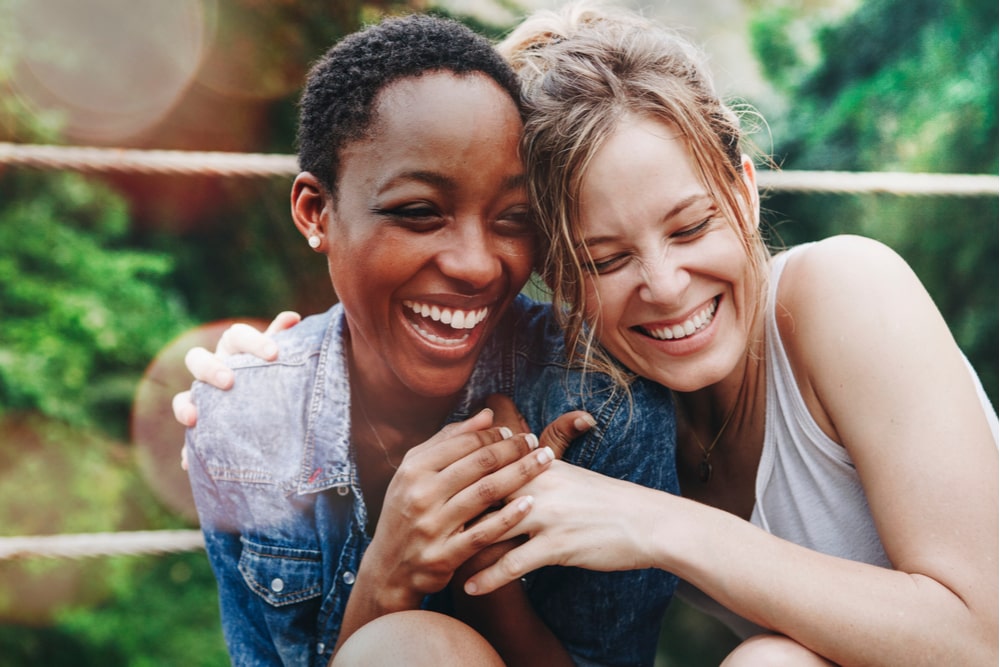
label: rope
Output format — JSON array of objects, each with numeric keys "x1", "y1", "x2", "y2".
[
  {"x1": 0, "y1": 142, "x2": 297, "y2": 178},
  {"x1": 754, "y1": 169, "x2": 998, "y2": 197},
  {"x1": 0, "y1": 530, "x2": 204, "y2": 561},
  {"x1": 0, "y1": 142, "x2": 995, "y2": 561},
  {"x1": 1, "y1": 142, "x2": 997, "y2": 195}
]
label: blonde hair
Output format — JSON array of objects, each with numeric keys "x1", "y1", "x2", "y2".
[{"x1": 499, "y1": 2, "x2": 770, "y2": 388}]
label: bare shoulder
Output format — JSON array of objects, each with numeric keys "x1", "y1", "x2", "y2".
[
  {"x1": 779, "y1": 235, "x2": 914, "y2": 298},
  {"x1": 776, "y1": 235, "x2": 931, "y2": 331},
  {"x1": 773, "y1": 235, "x2": 950, "y2": 440}
]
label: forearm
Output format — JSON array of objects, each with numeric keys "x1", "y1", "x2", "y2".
[{"x1": 647, "y1": 490, "x2": 998, "y2": 666}]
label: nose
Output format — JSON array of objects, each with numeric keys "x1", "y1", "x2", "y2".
[
  {"x1": 437, "y1": 221, "x2": 504, "y2": 291},
  {"x1": 637, "y1": 249, "x2": 689, "y2": 305}
]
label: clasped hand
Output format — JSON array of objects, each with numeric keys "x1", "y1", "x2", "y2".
[{"x1": 172, "y1": 312, "x2": 597, "y2": 610}]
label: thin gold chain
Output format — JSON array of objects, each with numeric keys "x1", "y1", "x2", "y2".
[{"x1": 356, "y1": 400, "x2": 400, "y2": 471}]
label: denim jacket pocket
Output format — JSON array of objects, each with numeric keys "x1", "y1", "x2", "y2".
[{"x1": 238, "y1": 538, "x2": 324, "y2": 607}]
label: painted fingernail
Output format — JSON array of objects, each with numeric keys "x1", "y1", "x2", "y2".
[
  {"x1": 525, "y1": 433, "x2": 539, "y2": 450},
  {"x1": 215, "y1": 370, "x2": 232, "y2": 388},
  {"x1": 536, "y1": 445, "x2": 554, "y2": 464},
  {"x1": 516, "y1": 496, "x2": 534, "y2": 512},
  {"x1": 465, "y1": 580, "x2": 479, "y2": 595},
  {"x1": 499, "y1": 426, "x2": 513, "y2": 439}
]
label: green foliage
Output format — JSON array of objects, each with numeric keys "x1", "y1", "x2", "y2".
[
  {"x1": 752, "y1": 0, "x2": 998, "y2": 405},
  {"x1": 0, "y1": 413, "x2": 189, "y2": 632},
  {"x1": 0, "y1": 552, "x2": 227, "y2": 667},
  {"x1": 0, "y1": 171, "x2": 192, "y2": 432},
  {"x1": 656, "y1": 599, "x2": 740, "y2": 666}
]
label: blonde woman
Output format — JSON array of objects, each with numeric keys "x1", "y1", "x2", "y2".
[{"x1": 459, "y1": 4, "x2": 998, "y2": 665}]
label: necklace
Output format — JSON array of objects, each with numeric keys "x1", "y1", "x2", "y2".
[
  {"x1": 356, "y1": 400, "x2": 399, "y2": 471},
  {"x1": 689, "y1": 396, "x2": 739, "y2": 483}
]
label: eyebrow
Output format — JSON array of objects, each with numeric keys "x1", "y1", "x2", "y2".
[{"x1": 578, "y1": 193, "x2": 711, "y2": 248}]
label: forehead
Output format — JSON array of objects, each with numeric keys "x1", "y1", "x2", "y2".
[
  {"x1": 579, "y1": 115, "x2": 705, "y2": 220},
  {"x1": 338, "y1": 71, "x2": 524, "y2": 189},
  {"x1": 370, "y1": 71, "x2": 519, "y2": 143}
]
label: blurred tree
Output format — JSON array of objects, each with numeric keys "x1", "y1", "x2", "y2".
[
  {"x1": 750, "y1": 0, "x2": 998, "y2": 405},
  {"x1": 0, "y1": 170, "x2": 191, "y2": 435}
]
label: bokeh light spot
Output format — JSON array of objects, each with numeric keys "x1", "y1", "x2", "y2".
[
  {"x1": 131, "y1": 318, "x2": 268, "y2": 522},
  {"x1": 10, "y1": 0, "x2": 210, "y2": 144}
]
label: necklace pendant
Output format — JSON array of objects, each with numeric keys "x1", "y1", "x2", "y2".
[{"x1": 698, "y1": 459, "x2": 713, "y2": 483}]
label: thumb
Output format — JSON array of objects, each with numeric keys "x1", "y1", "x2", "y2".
[{"x1": 539, "y1": 411, "x2": 595, "y2": 460}]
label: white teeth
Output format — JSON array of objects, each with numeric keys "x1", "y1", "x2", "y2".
[
  {"x1": 402, "y1": 301, "x2": 490, "y2": 332},
  {"x1": 645, "y1": 299, "x2": 717, "y2": 341},
  {"x1": 414, "y1": 328, "x2": 469, "y2": 346}
]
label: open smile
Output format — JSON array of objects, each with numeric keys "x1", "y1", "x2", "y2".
[
  {"x1": 402, "y1": 299, "x2": 490, "y2": 347},
  {"x1": 636, "y1": 296, "x2": 719, "y2": 341}
]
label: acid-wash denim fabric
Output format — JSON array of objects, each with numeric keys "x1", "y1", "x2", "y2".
[{"x1": 187, "y1": 295, "x2": 678, "y2": 667}]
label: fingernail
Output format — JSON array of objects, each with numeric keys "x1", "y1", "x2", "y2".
[
  {"x1": 516, "y1": 496, "x2": 534, "y2": 512},
  {"x1": 575, "y1": 414, "x2": 596, "y2": 430},
  {"x1": 536, "y1": 445, "x2": 554, "y2": 464},
  {"x1": 499, "y1": 426, "x2": 513, "y2": 439},
  {"x1": 525, "y1": 433, "x2": 539, "y2": 450},
  {"x1": 215, "y1": 370, "x2": 232, "y2": 388},
  {"x1": 465, "y1": 580, "x2": 479, "y2": 595},
  {"x1": 264, "y1": 343, "x2": 278, "y2": 358}
]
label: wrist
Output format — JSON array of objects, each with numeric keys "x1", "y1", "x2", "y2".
[{"x1": 354, "y1": 558, "x2": 424, "y2": 614}]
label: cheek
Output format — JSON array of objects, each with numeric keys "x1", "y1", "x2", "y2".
[{"x1": 500, "y1": 237, "x2": 536, "y2": 282}]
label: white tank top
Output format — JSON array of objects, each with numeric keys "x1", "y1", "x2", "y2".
[{"x1": 678, "y1": 245, "x2": 999, "y2": 637}]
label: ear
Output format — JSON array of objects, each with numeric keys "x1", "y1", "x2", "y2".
[
  {"x1": 291, "y1": 172, "x2": 331, "y2": 251},
  {"x1": 739, "y1": 154, "x2": 761, "y2": 230}
]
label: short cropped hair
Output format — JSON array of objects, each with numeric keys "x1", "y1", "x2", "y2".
[{"x1": 297, "y1": 13, "x2": 522, "y2": 194}]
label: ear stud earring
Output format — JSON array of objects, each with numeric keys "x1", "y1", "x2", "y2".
[{"x1": 308, "y1": 235, "x2": 321, "y2": 249}]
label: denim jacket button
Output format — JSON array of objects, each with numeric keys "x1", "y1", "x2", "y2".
[
  {"x1": 336, "y1": 486, "x2": 350, "y2": 496},
  {"x1": 270, "y1": 578, "x2": 285, "y2": 593},
  {"x1": 316, "y1": 642, "x2": 326, "y2": 655},
  {"x1": 342, "y1": 571, "x2": 355, "y2": 585}
]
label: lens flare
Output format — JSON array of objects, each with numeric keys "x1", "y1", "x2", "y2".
[
  {"x1": 10, "y1": 0, "x2": 210, "y2": 144},
  {"x1": 131, "y1": 318, "x2": 268, "y2": 522}
]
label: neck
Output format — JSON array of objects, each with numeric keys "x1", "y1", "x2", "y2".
[
  {"x1": 347, "y1": 360, "x2": 462, "y2": 465},
  {"x1": 679, "y1": 330, "x2": 763, "y2": 426},
  {"x1": 674, "y1": 325, "x2": 767, "y2": 497}
]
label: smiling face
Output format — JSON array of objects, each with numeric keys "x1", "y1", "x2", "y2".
[
  {"x1": 322, "y1": 71, "x2": 534, "y2": 401},
  {"x1": 576, "y1": 114, "x2": 758, "y2": 393}
]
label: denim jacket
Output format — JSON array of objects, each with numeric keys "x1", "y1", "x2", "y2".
[{"x1": 187, "y1": 295, "x2": 678, "y2": 667}]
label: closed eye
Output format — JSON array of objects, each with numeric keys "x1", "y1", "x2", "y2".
[
  {"x1": 584, "y1": 252, "x2": 631, "y2": 275},
  {"x1": 495, "y1": 205, "x2": 535, "y2": 236},
  {"x1": 374, "y1": 205, "x2": 444, "y2": 231},
  {"x1": 673, "y1": 217, "x2": 713, "y2": 239}
]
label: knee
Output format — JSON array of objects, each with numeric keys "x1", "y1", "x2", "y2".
[
  {"x1": 721, "y1": 634, "x2": 835, "y2": 667},
  {"x1": 331, "y1": 610, "x2": 505, "y2": 667}
]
